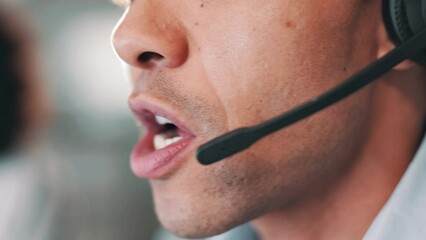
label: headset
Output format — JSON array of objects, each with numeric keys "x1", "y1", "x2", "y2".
[{"x1": 197, "y1": 0, "x2": 426, "y2": 165}]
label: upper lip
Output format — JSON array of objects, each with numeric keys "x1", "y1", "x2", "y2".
[{"x1": 128, "y1": 94, "x2": 195, "y2": 137}]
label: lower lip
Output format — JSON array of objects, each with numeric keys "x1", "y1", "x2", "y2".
[{"x1": 130, "y1": 132, "x2": 195, "y2": 179}]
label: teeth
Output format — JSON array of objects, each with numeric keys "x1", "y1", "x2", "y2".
[
  {"x1": 155, "y1": 115, "x2": 173, "y2": 125},
  {"x1": 153, "y1": 134, "x2": 183, "y2": 150}
]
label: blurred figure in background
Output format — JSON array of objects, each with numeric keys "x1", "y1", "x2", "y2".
[
  {"x1": 0, "y1": 3, "x2": 55, "y2": 240},
  {"x1": 0, "y1": 2, "x2": 158, "y2": 239}
]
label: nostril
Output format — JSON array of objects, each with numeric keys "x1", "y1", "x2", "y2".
[{"x1": 138, "y1": 51, "x2": 164, "y2": 63}]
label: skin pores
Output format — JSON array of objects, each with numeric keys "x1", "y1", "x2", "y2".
[{"x1": 113, "y1": 0, "x2": 385, "y2": 238}]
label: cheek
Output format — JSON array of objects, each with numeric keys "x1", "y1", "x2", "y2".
[
  {"x1": 248, "y1": 86, "x2": 373, "y2": 205},
  {"x1": 191, "y1": 1, "x2": 373, "y2": 129},
  {"x1": 186, "y1": 2, "x2": 295, "y2": 127}
]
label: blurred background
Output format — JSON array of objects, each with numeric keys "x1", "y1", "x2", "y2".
[{"x1": 0, "y1": 0, "x2": 158, "y2": 239}]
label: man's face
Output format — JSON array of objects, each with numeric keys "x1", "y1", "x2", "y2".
[{"x1": 113, "y1": 0, "x2": 380, "y2": 238}]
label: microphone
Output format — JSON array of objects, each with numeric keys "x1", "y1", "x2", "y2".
[{"x1": 197, "y1": 28, "x2": 426, "y2": 165}]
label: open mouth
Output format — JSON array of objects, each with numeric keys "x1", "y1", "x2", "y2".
[
  {"x1": 130, "y1": 108, "x2": 195, "y2": 179},
  {"x1": 153, "y1": 115, "x2": 184, "y2": 150}
]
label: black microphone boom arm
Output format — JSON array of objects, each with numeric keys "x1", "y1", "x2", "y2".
[{"x1": 197, "y1": 28, "x2": 426, "y2": 165}]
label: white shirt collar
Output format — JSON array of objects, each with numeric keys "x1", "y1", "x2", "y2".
[{"x1": 364, "y1": 133, "x2": 426, "y2": 239}]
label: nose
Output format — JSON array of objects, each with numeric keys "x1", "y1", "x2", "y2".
[{"x1": 112, "y1": 2, "x2": 189, "y2": 69}]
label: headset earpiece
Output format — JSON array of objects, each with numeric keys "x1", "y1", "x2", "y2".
[{"x1": 383, "y1": 0, "x2": 426, "y2": 65}]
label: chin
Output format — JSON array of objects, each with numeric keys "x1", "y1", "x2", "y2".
[
  {"x1": 148, "y1": 147, "x2": 283, "y2": 239},
  {"x1": 154, "y1": 201, "x2": 239, "y2": 238},
  {"x1": 152, "y1": 186, "x2": 254, "y2": 239},
  {"x1": 158, "y1": 213, "x2": 235, "y2": 238}
]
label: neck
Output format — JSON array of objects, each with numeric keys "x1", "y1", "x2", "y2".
[{"x1": 252, "y1": 69, "x2": 426, "y2": 240}]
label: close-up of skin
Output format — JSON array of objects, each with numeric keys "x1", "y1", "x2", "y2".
[{"x1": 113, "y1": 0, "x2": 426, "y2": 239}]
